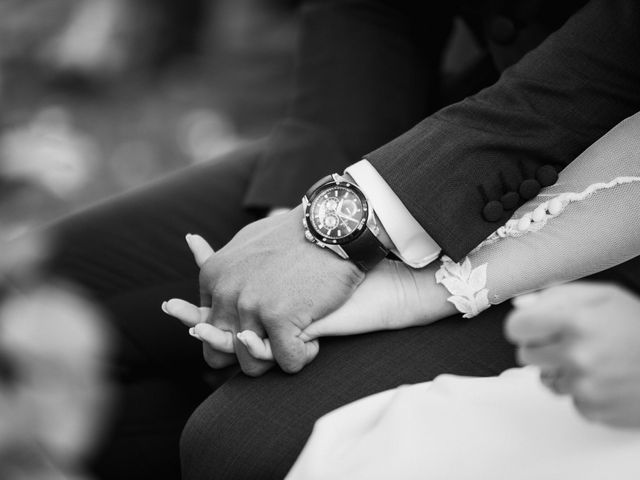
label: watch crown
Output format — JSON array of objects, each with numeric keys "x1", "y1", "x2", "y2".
[{"x1": 304, "y1": 230, "x2": 316, "y2": 243}]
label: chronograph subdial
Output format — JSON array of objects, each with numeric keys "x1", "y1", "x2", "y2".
[{"x1": 320, "y1": 213, "x2": 340, "y2": 232}]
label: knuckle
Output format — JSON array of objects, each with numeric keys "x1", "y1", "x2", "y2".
[
  {"x1": 280, "y1": 361, "x2": 304, "y2": 374},
  {"x1": 211, "y1": 282, "x2": 232, "y2": 300},
  {"x1": 277, "y1": 353, "x2": 305, "y2": 374},
  {"x1": 259, "y1": 307, "x2": 284, "y2": 329},
  {"x1": 236, "y1": 292, "x2": 258, "y2": 318}
]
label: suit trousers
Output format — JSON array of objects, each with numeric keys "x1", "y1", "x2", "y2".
[{"x1": 46, "y1": 143, "x2": 517, "y2": 480}]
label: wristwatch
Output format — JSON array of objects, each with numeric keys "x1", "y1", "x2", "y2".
[{"x1": 302, "y1": 173, "x2": 389, "y2": 271}]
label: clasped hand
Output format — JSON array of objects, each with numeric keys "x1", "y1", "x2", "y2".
[{"x1": 163, "y1": 207, "x2": 450, "y2": 377}]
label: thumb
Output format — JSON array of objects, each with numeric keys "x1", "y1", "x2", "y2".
[
  {"x1": 300, "y1": 312, "x2": 354, "y2": 341},
  {"x1": 300, "y1": 301, "x2": 376, "y2": 341},
  {"x1": 186, "y1": 233, "x2": 215, "y2": 306},
  {"x1": 186, "y1": 233, "x2": 214, "y2": 267},
  {"x1": 506, "y1": 288, "x2": 578, "y2": 346},
  {"x1": 513, "y1": 282, "x2": 600, "y2": 309},
  {"x1": 268, "y1": 324, "x2": 320, "y2": 374}
]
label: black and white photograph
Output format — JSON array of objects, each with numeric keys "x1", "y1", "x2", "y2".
[{"x1": 1, "y1": 0, "x2": 640, "y2": 479}]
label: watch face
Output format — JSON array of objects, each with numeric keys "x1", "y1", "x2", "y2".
[{"x1": 307, "y1": 183, "x2": 367, "y2": 244}]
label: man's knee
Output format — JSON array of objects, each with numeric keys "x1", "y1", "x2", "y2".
[{"x1": 180, "y1": 388, "x2": 308, "y2": 480}]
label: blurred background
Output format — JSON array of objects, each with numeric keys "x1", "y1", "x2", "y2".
[
  {"x1": 0, "y1": 0, "x2": 299, "y2": 232},
  {"x1": 0, "y1": 1, "x2": 298, "y2": 478}
]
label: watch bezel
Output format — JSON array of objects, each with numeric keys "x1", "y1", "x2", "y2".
[{"x1": 303, "y1": 179, "x2": 369, "y2": 246}]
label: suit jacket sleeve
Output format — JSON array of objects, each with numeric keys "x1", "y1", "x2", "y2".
[
  {"x1": 367, "y1": 0, "x2": 640, "y2": 262},
  {"x1": 242, "y1": 0, "x2": 453, "y2": 211}
]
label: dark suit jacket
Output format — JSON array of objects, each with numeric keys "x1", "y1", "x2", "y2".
[{"x1": 243, "y1": 0, "x2": 640, "y2": 263}]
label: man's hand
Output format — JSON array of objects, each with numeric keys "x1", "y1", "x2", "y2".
[
  {"x1": 506, "y1": 283, "x2": 640, "y2": 429},
  {"x1": 197, "y1": 205, "x2": 364, "y2": 376}
]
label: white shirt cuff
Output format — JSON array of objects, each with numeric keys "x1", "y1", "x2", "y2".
[{"x1": 345, "y1": 159, "x2": 441, "y2": 268}]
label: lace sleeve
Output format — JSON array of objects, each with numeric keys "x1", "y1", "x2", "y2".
[{"x1": 436, "y1": 113, "x2": 640, "y2": 318}]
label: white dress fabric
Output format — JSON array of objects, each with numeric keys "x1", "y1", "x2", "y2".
[{"x1": 287, "y1": 367, "x2": 640, "y2": 480}]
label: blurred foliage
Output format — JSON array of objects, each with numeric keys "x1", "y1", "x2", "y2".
[
  {"x1": 0, "y1": 1, "x2": 298, "y2": 477},
  {"x1": 0, "y1": 0, "x2": 297, "y2": 211}
]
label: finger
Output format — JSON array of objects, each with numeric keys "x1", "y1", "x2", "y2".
[
  {"x1": 303, "y1": 339, "x2": 320, "y2": 366},
  {"x1": 268, "y1": 323, "x2": 320, "y2": 374},
  {"x1": 233, "y1": 336, "x2": 274, "y2": 376},
  {"x1": 162, "y1": 298, "x2": 210, "y2": 327},
  {"x1": 507, "y1": 284, "x2": 604, "y2": 345},
  {"x1": 517, "y1": 342, "x2": 566, "y2": 368},
  {"x1": 299, "y1": 310, "x2": 358, "y2": 341},
  {"x1": 299, "y1": 291, "x2": 374, "y2": 341},
  {"x1": 513, "y1": 283, "x2": 602, "y2": 310},
  {"x1": 572, "y1": 391, "x2": 607, "y2": 425},
  {"x1": 505, "y1": 308, "x2": 572, "y2": 346},
  {"x1": 185, "y1": 233, "x2": 214, "y2": 268},
  {"x1": 200, "y1": 302, "x2": 238, "y2": 367},
  {"x1": 230, "y1": 300, "x2": 275, "y2": 376},
  {"x1": 539, "y1": 368, "x2": 575, "y2": 396},
  {"x1": 236, "y1": 330, "x2": 274, "y2": 361},
  {"x1": 192, "y1": 322, "x2": 235, "y2": 353}
]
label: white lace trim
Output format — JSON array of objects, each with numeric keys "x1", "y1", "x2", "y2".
[
  {"x1": 435, "y1": 256, "x2": 490, "y2": 319},
  {"x1": 472, "y1": 176, "x2": 640, "y2": 253}
]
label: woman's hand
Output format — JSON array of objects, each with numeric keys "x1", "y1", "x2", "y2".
[
  {"x1": 299, "y1": 258, "x2": 454, "y2": 340},
  {"x1": 506, "y1": 282, "x2": 640, "y2": 429},
  {"x1": 164, "y1": 235, "x2": 455, "y2": 362}
]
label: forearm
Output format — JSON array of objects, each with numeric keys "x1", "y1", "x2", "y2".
[
  {"x1": 368, "y1": 0, "x2": 640, "y2": 260},
  {"x1": 435, "y1": 113, "x2": 640, "y2": 317}
]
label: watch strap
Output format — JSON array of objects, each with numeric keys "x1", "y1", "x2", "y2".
[{"x1": 342, "y1": 226, "x2": 388, "y2": 272}]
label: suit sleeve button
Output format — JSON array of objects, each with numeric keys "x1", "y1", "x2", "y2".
[
  {"x1": 500, "y1": 191, "x2": 520, "y2": 210},
  {"x1": 483, "y1": 200, "x2": 504, "y2": 222},
  {"x1": 536, "y1": 165, "x2": 559, "y2": 187},
  {"x1": 519, "y1": 179, "x2": 541, "y2": 200}
]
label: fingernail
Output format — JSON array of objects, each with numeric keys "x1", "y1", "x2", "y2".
[
  {"x1": 236, "y1": 331, "x2": 249, "y2": 347},
  {"x1": 189, "y1": 327, "x2": 200, "y2": 339},
  {"x1": 185, "y1": 233, "x2": 193, "y2": 243},
  {"x1": 161, "y1": 301, "x2": 169, "y2": 314}
]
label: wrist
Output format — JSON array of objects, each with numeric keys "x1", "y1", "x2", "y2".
[
  {"x1": 267, "y1": 207, "x2": 290, "y2": 217},
  {"x1": 289, "y1": 204, "x2": 364, "y2": 277},
  {"x1": 414, "y1": 263, "x2": 458, "y2": 323}
]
